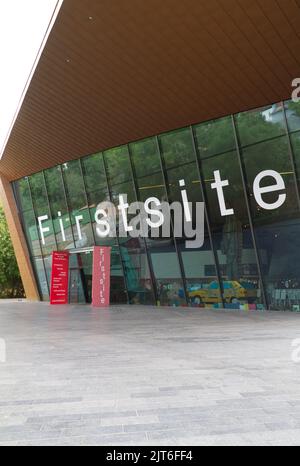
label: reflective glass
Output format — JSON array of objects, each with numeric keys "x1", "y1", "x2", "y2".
[
  {"x1": 44, "y1": 166, "x2": 75, "y2": 250},
  {"x1": 194, "y1": 116, "x2": 236, "y2": 158},
  {"x1": 235, "y1": 104, "x2": 285, "y2": 147},
  {"x1": 32, "y1": 257, "x2": 49, "y2": 300},
  {"x1": 104, "y1": 146, "x2": 132, "y2": 185},
  {"x1": 62, "y1": 160, "x2": 94, "y2": 248},
  {"x1": 285, "y1": 100, "x2": 300, "y2": 133},
  {"x1": 159, "y1": 127, "x2": 195, "y2": 168},
  {"x1": 242, "y1": 135, "x2": 299, "y2": 310},
  {"x1": 202, "y1": 151, "x2": 263, "y2": 309}
]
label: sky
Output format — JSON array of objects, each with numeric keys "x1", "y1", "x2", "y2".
[{"x1": 0, "y1": 0, "x2": 63, "y2": 158}]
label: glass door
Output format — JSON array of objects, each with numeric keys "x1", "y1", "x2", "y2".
[{"x1": 69, "y1": 250, "x2": 93, "y2": 304}]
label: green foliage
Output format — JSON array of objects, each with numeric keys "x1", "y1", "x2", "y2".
[
  {"x1": 0, "y1": 206, "x2": 24, "y2": 298},
  {"x1": 288, "y1": 101, "x2": 300, "y2": 117}
]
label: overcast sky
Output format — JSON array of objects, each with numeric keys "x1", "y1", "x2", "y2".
[{"x1": 0, "y1": 0, "x2": 63, "y2": 158}]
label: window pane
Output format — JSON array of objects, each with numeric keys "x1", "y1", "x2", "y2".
[
  {"x1": 235, "y1": 103, "x2": 285, "y2": 147},
  {"x1": 62, "y1": 160, "x2": 94, "y2": 248},
  {"x1": 166, "y1": 162, "x2": 200, "y2": 204},
  {"x1": 82, "y1": 153, "x2": 107, "y2": 191},
  {"x1": 82, "y1": 153, "x2": 111, "y2": 246},
  {"x1": 119, "y1": 241, "x2": 156, "y2": 305},
  {"x1": 150, "y1": 250, "x2": 186, "y2": 307},
  {"x1": 242, "y1": 135, "x2": 299, "y2": 310},
  {"x1": 44, "y1": 166, "x2": 75, "y2": 251},
  {"x1": 32, "y1": 257, "x2": 49, "y2": 300},
  {"x1": 136, "y1": 173, "x2": 166, "y2": 202},
  {"x1": 110, "y1": 247, "x2": 128, "y2": 304},
  {"x1": 21, "y1": 210, "x2": 42, "y2": 257},
  {"x1": 14, "y1": 178, "x2": 32, "y2": 212},
  {"x1": 202, "y1": 151, "x2": 264, "y2": 309},
  {"x1": 130, "y1": 137, "x2": 162, "y2": 178},
  {"x1": 29, "y1": 172, "x2": 57, "y2": 254},
  {"x1": 104, "y1": 146, "x2": 132, "y2": 185},
  {"x1": 159, "y1": 127, "x2": 195, "y2": 168},
  {"x1": 194, "y1": 116, "x2": 236, "y2": 158},
  {"x1": 290, "y1": 131, "x2": 300, "y2": 186},
  {"x1": 285, "y1": 100, "x2": 300, "y2": 133}
]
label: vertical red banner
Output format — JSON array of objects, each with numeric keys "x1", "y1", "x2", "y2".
[
  {"x1": 50, "y1": 251, "x2": 70, "y2": 305},
  {"x1": 92, "y1": 246, "x2": 111, "y2": 307}
]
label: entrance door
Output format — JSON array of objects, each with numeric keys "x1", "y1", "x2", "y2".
[{"x1": 69, "y1": 250, "x2": 93, "y2": 304}]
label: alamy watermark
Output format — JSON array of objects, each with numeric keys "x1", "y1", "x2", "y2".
[
  {"x1": 292, "y1": 78, "x2": 300, "y2": 103},
  {"x1": 291, "y1": 339, "x2": 300, "y2": 363},
  {"x1": 0, "y1": 338, "x2": 6, "y2": 363}
]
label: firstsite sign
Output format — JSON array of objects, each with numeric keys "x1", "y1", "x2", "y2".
[{"x1": 38, "y1": 170, "x2": 288, "y2": 249}]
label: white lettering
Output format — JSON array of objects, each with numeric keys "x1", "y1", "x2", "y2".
[
  {"x1": 253, "y1": 170, "x2": 286, "y2": 210},
  {"x1": 211, "y1": 170, "x2": 234, "y2": 216},
  {"x1": 38, "y1": 215, "x2": 50, "y2": 245}
]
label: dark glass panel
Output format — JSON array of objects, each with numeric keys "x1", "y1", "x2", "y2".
[
  {"x1": 62, "y1": 160, "x2": 94, "y2": 248},
  {"x1": 150, "y1": 248, "x2": 186, "y2": 307},
  {"x1": 285, "y1": 100, "x2": 300, "y2": 133},
  {"x1": 235, "y1": 103, "x2": 285, "y2": 147},
  {"x1": 242, "y1": 135, "x2": 300, "y2": 310},
  {"x1": 130, "y1": 137, "x2": 162, "y2": 178},
  {"x1": 104, "y1": 145, "x2": 132, "y2": 185},
  {"x1": 14, "y1": 178, "x2": 32, "y2": 212},
  {"x1": 136, "y1": 173, "x2": 166, "y2": 203},
  {"x1": 21, "y1": 210, "x2": 42, "y2": 257},
  {"x1": 81, "y1": 153, "x2": 107, "y2": 192},
  {"x1": 110, "y1": 247, "x2": 128, "y2": 304},
  {"x1": 290, "y1": 131, "x2": 300, "y2": 186},
  {"x1": 44, "y1": 166, "x2": 75, "y2": 250},
  {"x1": 202, "y1": 150, "x2": 263, "y2": 309},
  {"x1": 193, "y1": 116, "x2": 236, "y2": 158},
  {"x1": 32, "y1": 257, "x2": 49, "y2": 300},
  {"x1": 159, "y1": 127, "x2": 195, "y2": 168}
]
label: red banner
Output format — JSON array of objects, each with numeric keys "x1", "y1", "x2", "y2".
[
  {"x1": 92, "y1": 246, "x2": 111, "y2": 307},
  {"x1": 50, "y1": 251, "x2": 70, "y2": 305}
]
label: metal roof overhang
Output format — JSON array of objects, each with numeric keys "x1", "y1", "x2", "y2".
[{"x1": 1, "y1": 0, "x2": 300, "y2": 181}]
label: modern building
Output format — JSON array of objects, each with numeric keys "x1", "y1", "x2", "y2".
[{"x1": 1, "y1": 0, "x2": 300, "y2": 311}]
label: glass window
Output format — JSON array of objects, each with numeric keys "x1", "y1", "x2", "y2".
[
  {"x1": 21, "y1": 209, "x2": 42, "y2": 257},
  {"x1": 104, "y1": 145, "x2": 132, "y2": 185},
  {"x1": 14, "y1": 178, "x2": 32, "y2": 212},
  {"x1": 29, "y1": 172, "x2": 57, "y2": 255},
  {"x1": 44, "y1": 166, "x2": 75, "y2": 251},
  {"x1": 290, "y1": 132, "x2": 300, "y2": 186},
  {"x1": 62, "y1": 160, "x2": 94, "y2": 248},
  {"x1": 202, "y1": 150, "x2": 264, "y2": 309},
  {"x1": 242, "y1": 135, "x2": 300, "y2": 310},
  {"x1": 193, "y1": 116, "x2": 236, "y2": 158},
  {"x1": 119, "y1": 241, "x2": 156, "y2": 305},
  {"x1": 130, "y1": 137, "x2": 162, "y2": 178},
  {"x1": 285, "y1": 100, "x2": 300, "y2": 133},
  {"x1": 82, "y1": 153, "x2": 111, "y2": 246},
  {"x1": 136, "y1": 173, "x2": 166, "y2": 203},
  {"x1": 235, "y1": 104, "x2": 285, "y2": 147},
  {"x1": 110, "y1": 247, "x2": 128, "y2": 304},
  {"x1": 150, "y1": 249, "x2": 186, "y2": 307},
  {"x1": 32, "y1": 257, "x2": 49, "y2": 300},
  {"x1": 166, "y1": 162, "x2": 200, "y2": 205},
  {"x1": 242, "y1": 137, "x2": 297, "y2": 221},
  {"x1": 159, "y1": 127, "x2": 195, "y2": 168}
]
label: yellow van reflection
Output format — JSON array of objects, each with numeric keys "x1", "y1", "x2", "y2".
[{"x1": 189, "y1": 280, "x2": 256, "y2": 304}]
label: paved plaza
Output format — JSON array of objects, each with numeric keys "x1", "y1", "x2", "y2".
[{"x1": 1, "y1": 302, "x2": 300, "y2": 445}]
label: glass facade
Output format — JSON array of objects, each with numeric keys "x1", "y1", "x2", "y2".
[{"x1": 13, "y1": 100, "x2": 300, "y2": 311}]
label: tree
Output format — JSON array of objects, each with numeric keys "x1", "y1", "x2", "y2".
[{"x1": 0, "y1": 206, "x2": 24, "y2": 298}]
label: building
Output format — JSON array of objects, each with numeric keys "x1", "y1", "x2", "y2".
[{"x1": 1, "y1": 0, "x2": 300, "y2": 311}]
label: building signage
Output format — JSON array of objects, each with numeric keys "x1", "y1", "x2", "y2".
[
  {"x1": 92, "y1": 246, "x2": 111, "y2": 307},
  {"x1": 50, "y1": 251, "x2": 70, "y2": 305}
]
